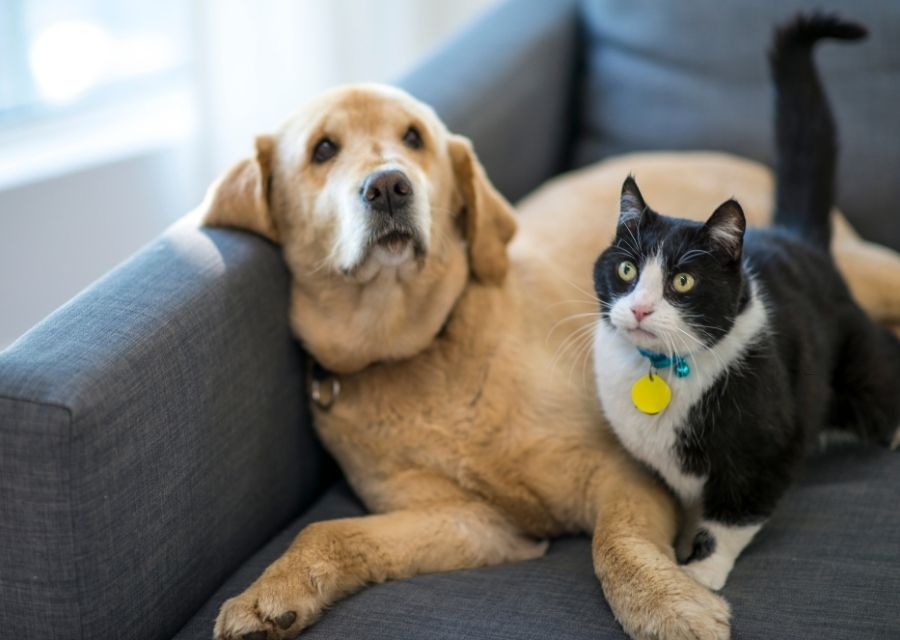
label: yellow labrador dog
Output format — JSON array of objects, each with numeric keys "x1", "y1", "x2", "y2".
[{"x1": 201, "y1": 84, "x2": 900, "y2": 640}]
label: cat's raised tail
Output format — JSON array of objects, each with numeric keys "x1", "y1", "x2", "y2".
[{"x1": 770, "y1": 13, "x2": 867, "y2": 249}]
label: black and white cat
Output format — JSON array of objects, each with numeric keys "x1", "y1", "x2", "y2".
[{"x1": 591, "y1": 15, "x2": 900, "y2": 591}]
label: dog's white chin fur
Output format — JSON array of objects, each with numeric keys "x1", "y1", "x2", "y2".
[
  {"x1": 372, "y1": 243, "x2": 415, "y2": 266},
  {"x1": 352, "y1": 242, "x2": 420, "y2": 283}
]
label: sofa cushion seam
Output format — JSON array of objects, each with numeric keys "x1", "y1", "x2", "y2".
[{"x1": 0, "y1": 393, "x2": 74, "y2": 417}]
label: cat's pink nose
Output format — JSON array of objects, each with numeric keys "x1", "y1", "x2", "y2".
[{"x1": 631, "y1": 306, "x2": 654, "y2": 321}]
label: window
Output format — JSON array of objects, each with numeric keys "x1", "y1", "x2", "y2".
[
  {"x1": 0, "y1": 0, "x2": 196, "y2": 189},
  {"x1": 0, "y1": 0, "x2": 193, "y2": 128}
]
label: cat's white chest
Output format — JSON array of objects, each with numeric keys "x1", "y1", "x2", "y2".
[
  {"x1": 593, "y1": 324, "x2": 707, "y2": 504},
  {"x1": 592, "y1": 276, "x2": 769, "y2": 508}
]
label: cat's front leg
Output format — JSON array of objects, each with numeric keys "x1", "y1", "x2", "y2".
[
  {"x1": 682, "y1": 520, "x2": 762, "y2": 591},
  {"x1": 675, "y1": 501, "x2": 703, "y2": 563}
]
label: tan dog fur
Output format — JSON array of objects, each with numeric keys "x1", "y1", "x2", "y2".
[{"x1": 201, "y1": 84, "x2": 900, "y2": 640}]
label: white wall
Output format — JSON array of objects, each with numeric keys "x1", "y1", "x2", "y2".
[
  {"x1": 0, "y1": 0, "x2": 499, "y2": 350},
  {"x1": 196, "y1": 0, "x2": 497, "y2": 181},
  {"x1": 0, "y1": 142, "x2": 200, "y2": 348}
]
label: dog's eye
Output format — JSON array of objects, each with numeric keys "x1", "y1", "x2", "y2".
[
  {"x1": 402, "y1": 126, "x2": 423, "y2": 150},
  {"x1": 312, "y1": 138, "x2": 339, "y2": 164}
]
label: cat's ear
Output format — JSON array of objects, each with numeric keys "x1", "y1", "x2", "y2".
[
  {"x1": 619, "y1": 176, "x2": 648, "y2": 226},
  {"x1": 704, "y1": 199, "x2": 746, "y2": 261}
]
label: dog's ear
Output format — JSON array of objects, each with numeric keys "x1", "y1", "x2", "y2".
[
  {"x1": 449, "y1": 135, "x2": 517, "y2": 285},
  {"x1": 200, "y1": 135, "x2": 280, "y2": 243}
]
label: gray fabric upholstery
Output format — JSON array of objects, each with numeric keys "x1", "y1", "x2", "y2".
[
  {"x1": 727, "y1": 444, "x2": 900, "y2": 638},
  {"x1": 0, "y1": 225, "x2": 327, "y2": 639},
  {"x1": 173, "y1": 444, "x2": 900, "y2": 639},
  {"x1": 575, "y1": 0, "x2": 900, "y2": 250},
  {"x1": 169, "y1": 482, "x2": 624, "y2": 640},
  {"x1": 400, "y1": 0, "x2": 581, "y2": 203}
]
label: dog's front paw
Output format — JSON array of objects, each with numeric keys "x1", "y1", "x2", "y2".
[
  {"x1": 599, "y1": 547, "x2": 731, "y2": 640},
  {"x1": 213, "y1": 576, "x2": 322, "y2": 640},
  {"x1": 613, "y1": 577, "x2": 731, "y2": 640},
  {"x1": 655, "y1": 583, "x2": 731, "y2": 640}
]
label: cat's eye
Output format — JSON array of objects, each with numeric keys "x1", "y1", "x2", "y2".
[
  {"x1": 673, "y1": 273, "x2": 696, "y2": 293},
  {"x1": 617, "y1": 260, "x2": 638, "y2": 282},
  {"x1": 312, "y1": 137, "x2": 339, "y2": 163},
  {"x1": 403, "y1": 126, "x2": 423, "y2": 149}
]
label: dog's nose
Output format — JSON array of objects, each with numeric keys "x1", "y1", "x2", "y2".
[
  {"x1": 631, "y1": 305, "x2": 654, "y2": 322},
  {"x1": 361, "y1": 170, "x2": 413, "y2": 213}
]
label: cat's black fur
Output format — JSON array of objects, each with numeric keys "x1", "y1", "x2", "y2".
[
  {"x1": 593, "y1": 14, "x2": 900, "y2": 531},
  {"x1": 772, "y1": 15, "x2": 867, "y2": 248}
]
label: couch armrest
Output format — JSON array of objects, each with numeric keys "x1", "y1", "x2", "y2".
[
  {"x1": 0, "y1": 223, "x2": 326, "y2": 640},
  {"x1": 399, "y1": 0, "x2": 582, "y2": 202}
]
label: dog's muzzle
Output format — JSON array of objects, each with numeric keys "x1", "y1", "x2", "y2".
[{"x1": 360, "y1": 169, "x2": 425, "y2": 256}]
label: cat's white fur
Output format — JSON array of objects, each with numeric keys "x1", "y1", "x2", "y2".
[
  {"x1": 682, "y1": 521, "x2": 762, "y2": 590},
  {"x1": 593, "y1": 254, "x2": 769, "y2": 590}
]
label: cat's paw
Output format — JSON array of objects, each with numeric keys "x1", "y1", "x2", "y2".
[
  {"x1": 891, "y1": 426, "x2": 900, "y2": 451},
  {"x1": 683, "y1": 555, "x2": 732, "y2": 592}
]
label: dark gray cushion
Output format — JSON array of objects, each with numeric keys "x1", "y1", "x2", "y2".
[
  {"x1": 173, "y1": 443, "x2": 900, "y2": 640},
  {"x1": 575, "y1": 0, "x2": 900, "y2": 250},
  {"x1": 0, "y1": 226, "x2": 327, "y2": 640},
  {"x1": 171, "y1": 482, "x2": 625, "y2": 640}
]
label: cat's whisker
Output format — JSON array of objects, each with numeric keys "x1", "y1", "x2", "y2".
[
  {"x1": 548, "y1": 299, "x2": 604, "y2": 310},
  {"x1": 675, "y1": 325, "x2": 731, "y2": 387},
  {"x1": 556, "y1": 276, "x2": 604, "y2": 307},
  {"x1": 673, "y1": 326, "x2": 720, "y2": 365},
  {"x1": 551, "y1": 322, "x2": 599, "y2": 374},
  {"x1": 546, "y1": 312, "x2": 604, "y2": 342},
  {"x1": 676, "y1": 314, "x2": 725, "y2": 332},
  {"x1": 567, "y1": 327, "x2": 598, "y2": 383},
  {"x1": 555, "y1": 334, "x2": 597, "y2": 386},
  {"x1": 677, "y1": 249, "x2": 713, "y2": 266},
  {"x1": 622, "y1": 223, "x2": 642, "y2": 257},
  {"x1": 580, "y1": 330, "x2": 597, "y2": 388},
  {"x1": 609, "y1": 245, "x2": 638, "y2": 262},
  {"x1": 580, "y1": 331, "x2": 599, "y2": 387}
]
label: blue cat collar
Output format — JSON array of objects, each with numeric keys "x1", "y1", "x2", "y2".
[{"x1": 637, "y1": 348, "x2": 691, "y2": 378}]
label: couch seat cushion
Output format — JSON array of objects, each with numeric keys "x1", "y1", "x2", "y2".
[{"x1": 174, "y1": 443, "x2": 900, "y2": 639}]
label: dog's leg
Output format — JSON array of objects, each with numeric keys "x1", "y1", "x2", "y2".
[
  {"x1": 588, "y1": 459, "x2": 731, "y2": 640},
  {"x1": 214, "y1": 502, "x2": 547, "y2": 640},
  {"x1": 832, "y1": 224, "x2": 900, "y2": 325}
]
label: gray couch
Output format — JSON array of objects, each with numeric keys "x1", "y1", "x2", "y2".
[{"x1": 2, "y1": 1, "x2": 898, "y2": 639}]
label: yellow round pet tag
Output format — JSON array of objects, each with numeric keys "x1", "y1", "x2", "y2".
[{"x1": 631, "y1": 373, "x2": 671, "y2": 415}]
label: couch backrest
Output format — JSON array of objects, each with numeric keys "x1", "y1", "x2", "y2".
[{"x1": 575, "y1": 0, "x2": 900, "y2": 250}]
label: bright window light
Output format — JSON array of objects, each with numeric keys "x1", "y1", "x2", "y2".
[
  {"x1": 29, "y1": 20, "x2": 113, "y2": 103},
  {"x1": 0, "y1": 0, "x2": 192, "y2": 127}
]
